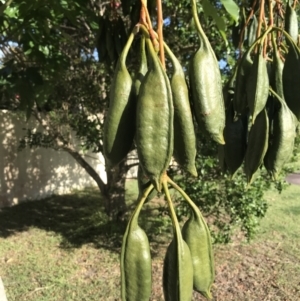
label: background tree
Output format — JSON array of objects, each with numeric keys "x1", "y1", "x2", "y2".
[{"x1": 0, "y1": 0, "x2": 299, "y2": 240}]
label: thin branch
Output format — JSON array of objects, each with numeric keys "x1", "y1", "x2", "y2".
[
  {"x1": 256, "y1": 0, "x2": 265, "y2": 43},
  {"x1": 269, "y1": 0, "x2": 274, "y2": 27},
  {"x1": 238, "y1": 1, "x2": 258, "y2": 57},
  {"x1": 156, "y1": 0, "x2": 165, "y2": 68},
  {"x1": 0, "y1": 0, "x2": 13, "y2": 15}
]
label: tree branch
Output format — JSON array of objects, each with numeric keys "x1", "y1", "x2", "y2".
[{"x1": 62, "y1": 145, "x2": 107, "y2": 193}]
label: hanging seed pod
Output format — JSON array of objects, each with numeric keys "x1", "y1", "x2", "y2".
[
  {"x1": 246, "y1": 44, "x2": 269, "y2": 124},
  {"x1": 285, "y1": 2, "x2": 299, "y2": 44},
  {"x1": 247, "y1": 15, "x2": 258, "y2": 47},
  {"x1": 267, "y1": 95, "x2": 278, "y2": 118},
  {"x1": 137, "y1": 165, "x2": 157, "y2": 201},
  {"x1": 106, "y1": 19, "x2": 118, "y2": 64},
  {"x1": 282, "y1": 39, "x2": 300, "y2": 120},
  {"x1": 265, "y1": 95, "x2": 277, "y2": 136},
  {"x1": 163, "y1": 239, "x2": 194, "y2": 301},
  {"x1": 121, "y1": 0, "x2": 131, "y2": 16},
  {"x1": 114, "y1": 17, "x2": 127, "y2": 57},
  {"x1": 121, "y1": 186, "x2": 153, "y2": 301},
  {"x1": 164, "y1": 43, "x2": 197, "y2": 177},
  {"x1": 189, "y1": 0, "x2": 225, "y2": 144},
  {"x1": 264, "y1": 97, "x2": 296, "y2": 180},
  {"x1": 231, "y1": 10, "x2": 247, "y2": 49},
  {"x1": 162, "y1": 182, "x2": 193, "y2": 301},
  {"x1": 244, "y1": 109, "x2": 269, "y2": 184},
  {"x1": 103, "y1": 33, "x2": 136, "y2": 167},
  {"x1": 271, "y1": 36, "x2": 284, "y2": 99},
  {"x1": 136, "y1": 38, "x2": 174, "y2": 192},
  {"x1": 233, "y1": 51, "x2": 253, "y2": 118},
  {"x1": 182, "y1": 201, "x2": 215, "y2": 299},
  {"x1": 223, "y1": 70, "x2": 236, "y2": 110},
  {"x1": 218, "y1": 144, "x2": 227, "y2": 173},
  {"x1": 97, "y1": 17, "x2": 108, "y2": 63},
  {"x1": 133, "y1": 36, "x2": 148, "y2": 97},
  {"x1": 231, "y1": 24, "x2": 241, "y2": 49},
  {"x1": 224, "y1": 102, "x2": 248, "y2": 178}
]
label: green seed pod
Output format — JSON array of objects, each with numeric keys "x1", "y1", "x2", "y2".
[
  {"x1": 103, "y1": 33, "x2": 136, "y2": 167},
  {"x1": 137, "y1": 165, "x2": 157, "y2": 201},
  {"x1": 247, "y1": 15, "x2": 258, "y2": 47},
  {"x1": 189, "y1": 0, "x2": 225, "y2": 144},
  {"x1": 133, "y1": 36, "x2": 148, "y2": 97},
  {"x1": 264, "y1": 98, "x2": 296, "y2": 180},
  {"x1": 114, "y1": 17, "x2": 127, "y2": 57},
  {"x1": 282, "y1": 40, "x2": 300, "y2": 120},
  {"x1": 136, "y1": 38, "x2": 174, "y2": 192},
  {"x1": 182, "y1": 203, "x2": 215, "y2": 300},
  {"x1": 162, "y1": 181, "x2": 193, "y2": 301},
  {"x1": 163, "y1": 238, "x2": 194, "y2": 301},
  {"x1": 121, "y1": 186, "x2": 153, "y2": 301},
  {"x1": 97, "y1": 17, "x2": 108, "y2": 63},
  {"x1": 106, "y1": 19, "x2": 118, "y2": 64},
  {"x1": 164, "y1": 43, "x2": 197, "y2": 177},
  {"x1": 246, "y1": 45, "x2": 269, "y2": 124},
  {"x1": 285, "y1": 2, "x2": 298, "y2": 44},
  {"x1": 223, "y1": 70, "x2": 236, "y2": 110},
  {"x1": 224, "y1": 102, "x2": 248, "y2": 178},
  {"x1": 233, "y1": 51, "x2": 253, "y2": 118},
  {"x1": 244, "y1": 109, "x2": 269, "y2": 184},
  {"x1": 271, "y1": 37, "x2": 284, "y2": 99},
  {"x1": 121, "y1": 0, "x2": 131, "y2": 16},
  {"x1": 231, "y1": 11, "x2": 247, "y2": 49},
  {"x1": 162, "y1": 181, "x2": 194, "y2": 301},
  {"x1": 265, "y1": 96, "x2": 277, "y2": 136},
  {"x1": 218, "y1": 144, "x2": 227, "y2": 173}
]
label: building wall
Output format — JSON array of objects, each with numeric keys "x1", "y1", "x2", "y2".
[{"x1": 0, "y1": 111, "x2": 108, "y2": 207}]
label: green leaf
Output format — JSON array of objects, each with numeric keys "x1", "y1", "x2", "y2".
[
  {"x1": 4, "y1": 6, "x2": 18, "y2": 18},
  {"x1": 202, "y1": 0, "x2": 228, "y2": 45},
  {"x1": 39, "y1": 45, "x2": 50, "y2": 57},
  {"x1": 220, "y1": 0, "x2": 240, "y2": 24},
  {"x1": 90, "y1": 21, "x2": 98, "y2": 30}
]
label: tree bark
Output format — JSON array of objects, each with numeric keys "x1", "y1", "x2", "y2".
[
  {"x1": 63, "y1": 146, "x2": 107, "y2": 193},
  {"x1": 62, "y1": 145, "x2": 128, "y2": 218},
  {"x1": 27, "y1": 112, "x2": 130, "y2": 219},
  {"x1": 104, "y1": 160, "x2": 128, "y2": 219}
]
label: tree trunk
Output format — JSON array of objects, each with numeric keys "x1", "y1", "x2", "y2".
[
  {"x1": 30, "y1": 112, "x2": 129, "y2": 218},
  {"x1": 104, "y1": 160, "x2": 128, "y2": 219},
  {"x1": 63, "y1": 146, "x2": 127, "y2": 218},
  {"x1": 63, "y1": 146, "x2": 106, "y2": 193}
]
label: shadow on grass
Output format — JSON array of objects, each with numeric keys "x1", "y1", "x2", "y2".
[
  {"x1": 0, "y1": 185, "x2": 172, "y2": 254},
  {"x1": 0, "y1": 187, "x2": 129, "y2": 252},
  {"x1": 282, "y1": 205, "x2": 300, "y2": 216}
]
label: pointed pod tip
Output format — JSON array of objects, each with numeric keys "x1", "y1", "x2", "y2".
[
  {"x1": 200, "y1": 290, "x2": 213, "y2": 300},
  {"x1": 187, "y1": 165, "x2": 198, "y2": 177},
  {"x1": 246, "y1": 176, "x2": 254, "y2": 189},
  {"x1": 150, "y1": 177, "x2": 162, "y2": 193},
  {"x1": 216, "y1": 135, "x2": 225, "y2": 145},
  {"x1": 251, "y1": 113, "x2": 257, "y2": 125},
  {"x1": 271, "y1": 171, "x2": 278, "y2": 181}
]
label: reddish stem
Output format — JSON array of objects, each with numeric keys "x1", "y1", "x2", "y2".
[{"x1": 156, "y1": 0, "x2": 165, "y2": 68}]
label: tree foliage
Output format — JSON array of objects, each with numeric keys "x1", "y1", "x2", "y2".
[{"x1": 0, "y1": 0, "x2": 299, "y2": 237}]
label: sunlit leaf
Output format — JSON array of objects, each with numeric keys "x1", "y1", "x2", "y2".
[
  {"x1": 220, "y1": 0, "x2": 240, "y2": 24},
  {"x1": 202, "y1": 0, "x2": 228, "y2": 45}
]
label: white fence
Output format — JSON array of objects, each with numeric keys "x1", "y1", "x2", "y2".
[
  {"x1": 0, "y1": 277, "x2": 8, "y2": 301},
  {"x1": 0, "y1": 111, "x2": 108, "y2": 207}
]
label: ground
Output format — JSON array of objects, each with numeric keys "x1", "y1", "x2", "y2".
[{"x1": 0, "y1": 179, "x2": 299, "y2": 300}]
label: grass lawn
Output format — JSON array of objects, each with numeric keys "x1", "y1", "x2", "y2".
[{"x1": 0, "y1": 180, "x2": 300, "y2": 300}]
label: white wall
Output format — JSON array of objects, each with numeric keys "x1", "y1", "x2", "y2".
[{"x1": 0, "y1": 111, "x2": 108, "y2": 207}]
